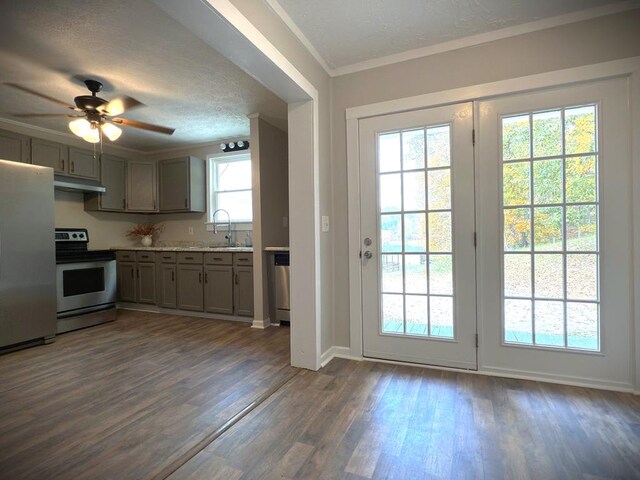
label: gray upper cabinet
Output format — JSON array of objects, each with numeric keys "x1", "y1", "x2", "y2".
[
  {"x1": 127, "y1": 160, "x2": 157, "y2": 212},
  {"x1": 0, "y1": 129, "x2": 30, "y2": 163},
  {"x1": 31, "y1": 138, "x2": 68, "y2": 173},
  {"x1": 159, "y1": 156, "x2": 206, "y2": 212},
  {"x1": 68, "y1": 147, "x2": 99, "y2": 179},
  {"x1": 102, "y1": 155, "x2": 127, "y2": 211}
]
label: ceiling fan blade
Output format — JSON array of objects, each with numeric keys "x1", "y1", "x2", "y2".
[
  {"x1": 111, "y1": 117, "x2": 175, "y2": 135},
  {"x1": 11, "y1": 113, "x2": 80, "y2": 118},
  {"x1": 5, "y1": 83, "x2": 77, "y2": 110},
  {"x1": 98, "y1": 96, "x2": 144, "y2": 116}
]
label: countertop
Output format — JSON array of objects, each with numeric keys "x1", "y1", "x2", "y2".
[
  {"x1": 112, "y1": 246, "x2": 254, "y2": 253},
  {"x1": 264, "y1": 246, "x2": 290, "y2": 252}
]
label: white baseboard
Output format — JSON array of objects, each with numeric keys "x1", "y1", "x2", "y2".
[
  {"x1": 251, "y1": 318, "x2": 271, "y2": 329},
  {"x1": 117, "y1": 304, "x2": 252, "y2": 324},
  {"x1": 320, "y1": 346, "x2": 363, "y2": 367}
]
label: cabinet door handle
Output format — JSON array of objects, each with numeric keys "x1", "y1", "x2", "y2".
[
  {"x1": 122, "y1": 199, "x2": 126, "y2": 209},
  {"x1": 199, "y1": 272, "x2": 202, "y2": 283},
  {"x1": 71, "y1": 160, "x2": 75, "y2": 173},
  {"x1": 61, "y1": 159, "x2": 65, "y2": 171},
  {"x1": 171, "y1": 271, "x2": 175, "y2": 282},
  {"x1": 235, "y1": 273, "x2": 238, "y2": 285},
  {"x1": 184, "y1": 198, "x2": 187, "y2": 208},
  {"x1": 238, "y1": 258, "x2": 248, "y2": 262},
  {"x1": 214, "y1": 257, "x2": 223, "y2": 261},
  {"x1": 131, "y1": 268, "x2": 134, "y2": 278},
  {"x1": 204, "y1": 272, "x2": 208, "y2": 283},
  {"x1": 185, "y1": 256, "x2": 194, "y2": 260},
  {"x1": 136, "y1": 267, "x2": 140, "y2": 278},
  {"x1": 153, "y1": 199, "x2": 156, "y2": 210}
]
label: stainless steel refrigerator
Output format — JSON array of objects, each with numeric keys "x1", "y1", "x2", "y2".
[{"x1": 0, "y1": 159, "x2": 56, "y2": 350}]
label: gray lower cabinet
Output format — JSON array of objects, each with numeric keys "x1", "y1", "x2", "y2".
[
  {"x1": 68, "y1": 147, "x2": 99, "y2": 179},
  {"x1": 0, "y1": 129, "x2": 30, "y2": 163},
  {"x1": 137, "y1": 262, "x2": 156, "y2": 304},
  {"x1": 177, "y1": 264, "x2": 204, "y2": 311},
  {"x1": 234, "y1": 266, "x2": 254, "y2": 317},
  {"x1": 31, "y1": 138, "x2": 68, "y2": 173},
  {"x1": 159, "y1": 156, "x2": 206, "y2": 212},
  {"x1": 117, "y1": 262, "x2": 137, "y2": 302},
  {"x1": 157, "y1": 252, "x2": 178, "y2": 309},
  {"x1": 127, "y1": 160, "x2": 157, "y2": 212},
  {"x1": 204, "y1": 266, "x2": 234, "y2": 314}
]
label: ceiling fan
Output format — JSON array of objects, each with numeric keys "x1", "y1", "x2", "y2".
[{"x1": 6, "y1": 79, "x2": 175, "y2": 143}]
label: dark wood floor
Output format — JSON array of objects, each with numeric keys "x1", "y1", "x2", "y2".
[
  {"x1": 170, "y1": 359, "x2": 640, "y2": 480},
  {"x1": 0, "y1": 310, "x2": 293, "y2": 480},
  {"x1": 2, "y1": 312, "x2": 639, "y2": 480}
]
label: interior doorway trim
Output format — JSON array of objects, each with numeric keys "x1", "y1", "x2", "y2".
[
  {"x1": 152, "y1": 0, "x2": 323, "y2": 370},
  {"x1": 346, "y1": 56, "x2": 640, "y2": 392}
]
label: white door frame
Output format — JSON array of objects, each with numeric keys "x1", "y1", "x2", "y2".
[{"x1": 347, "y1": 56, "x2": 640, "y2": 392}]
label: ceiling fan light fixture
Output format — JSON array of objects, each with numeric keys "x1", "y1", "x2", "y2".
[
  {"x1": 82, "y1": 124, "x2": 100, "y2": 144},
  {"x1": 101, "y1": 123, "x2": 122, "y2": 141},
  {"x1": 69, "y1": 117, "x2": 91, "y2": 137}
]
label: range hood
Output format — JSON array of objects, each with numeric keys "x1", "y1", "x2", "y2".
[{"x1": 54, "y1": 174, "x2": 106, "y2": 193}]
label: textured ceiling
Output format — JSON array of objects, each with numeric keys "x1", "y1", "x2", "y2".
[
  {"x1": 0, "y1": 0, "x2": 287, "y2": 152},
  {"x1": 276, "y1": 0, "x2": 628, "y2": 69}
]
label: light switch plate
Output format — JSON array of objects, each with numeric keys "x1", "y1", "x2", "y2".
[{"x1": 321, "y1": 215, "x2": 330, "y2": 232}]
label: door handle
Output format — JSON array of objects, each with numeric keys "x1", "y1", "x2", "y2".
[
  {"x1": 364, "y1": 237, "x2": 372, "y2": 246},
  {"x1": 199, "y1": 272, "x2": 202, "y2": 283},
  {"x1": 363, "y1": 251, "x2": 373, "y2": 259}
]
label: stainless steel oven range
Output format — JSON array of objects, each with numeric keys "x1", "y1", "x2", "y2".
[{"x1": 55, "y1": 228, "x2": 116, "y2": 333}]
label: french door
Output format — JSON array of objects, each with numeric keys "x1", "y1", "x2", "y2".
[
  {"x1": 359, "y1": 102, "x2": 477, "y2": 369},
  {"x1": 476, "y1": 78, "x2": 633, "y2": 388},
  {"x1": 358, "y1": 78, "x2": 632, "y2": 387}
]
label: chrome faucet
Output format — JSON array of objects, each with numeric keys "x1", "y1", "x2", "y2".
[{"x1": 212, "y1": 209, "x2": 232, "y2": 246}]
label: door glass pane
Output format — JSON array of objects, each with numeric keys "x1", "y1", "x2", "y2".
[
  {"x1": 380, "y1": 173, "x2": 402, "y2": 212},
  {"x1": 380, "y1": 214, "x2": 402, "y2": 253},
  {"x1": 502, "y1": 115, "x2": 530, "y2": 161},
  {"x1": 403, "y1": 172, "x2": 425, "y2": 211},
  {"x1": 426, "y1": 126, "x2": 450, "y2": 167},
  {"x1": 381, "y1": 255, "x2": 403, "y2": 293},
  {"x1": 428, "y1": 212, "x2": 452, "y2": 252},
  {"x1": 503, "y1": 162, "x2": 531, "y2": 206},
  {"x1": 533, "y1": 207, "x2": 563, "y2": 251},
  {"x1": 501, "y1": 104, "x2": 599, "y2": 351},
  {"x1": 504, "y1": 254, "x2": 531, "y2": 297},
  {"x1": 533, "y1": 159, "x2": 562, "y2": 204},
  {"x1": 405, "y1": 255, "x2": 427, "y2": 294},
  {"x1": 377, "y1": 124, "x2": 455, "y2": 339},
  {"x1": 533, "y1": 110, "x2": 562, "y2": 158},
  {"x1": 565, "y1": 106, "x2": 596, "y2": 155},
  {"x1": 402, "y1": 129, "x2": 425, "y2": 170},
  {"x1": 382, "y1": 294, "x2": 404, "y2": 334},
  {"x1": 379, "y1": 132, "x2": 401, "y2": 173},
  {"x1": 427, "y1": 169, "x2": 451, "y2": 210},
  {"x1": 406, "y1": 295, "x2": 429, "y2": 336}
]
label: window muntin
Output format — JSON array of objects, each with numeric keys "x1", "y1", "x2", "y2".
[
  {"x1": 501, "y1": 104, "x2": 599, "y2": 351},
  {"x1": 378, "y1": 125, "x2": 455, "y2": 339}
]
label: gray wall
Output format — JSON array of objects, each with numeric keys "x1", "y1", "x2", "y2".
[{"x1": 329, "y1": 9, "x2": 640, "y2": 347}]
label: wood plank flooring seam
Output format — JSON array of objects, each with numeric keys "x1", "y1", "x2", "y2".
[{"x1": 151, "y1": 368, "x2": 302, "y2": 480}]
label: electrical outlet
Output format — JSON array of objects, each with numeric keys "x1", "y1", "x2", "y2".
[
  {"x1": 321, "y1": 215, "x2": 330, "y2": 232},
  {"x1": 188, "y1": 227, "x2": 194, "y2": 235}
]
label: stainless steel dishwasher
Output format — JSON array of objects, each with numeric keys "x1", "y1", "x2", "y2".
[{"x1": 274, "y1": 253, "x2": 290, "y2": 322}]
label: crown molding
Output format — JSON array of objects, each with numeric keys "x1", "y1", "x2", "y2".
[{"x1": 266, "y1": 0, "x2": 640, "y2": 78}]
